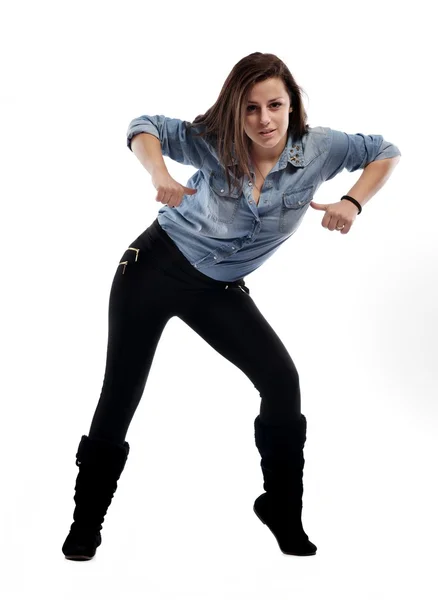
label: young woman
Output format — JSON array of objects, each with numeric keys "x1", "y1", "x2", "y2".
[{"x1": 62, "y1": 52, "x2": 401, "y2": 560}]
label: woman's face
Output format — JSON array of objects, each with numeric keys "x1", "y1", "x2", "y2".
[{"x1": 243, "y1": 77, "x2": 292, "y2": 157}]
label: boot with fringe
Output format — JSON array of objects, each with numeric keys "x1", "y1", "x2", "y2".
[
  {"x1": 61, "y1": 435, "x2": 130, "y2": 561},
  {"x1": 253, "y1": 414, "x2": 317, "y2": 556}
]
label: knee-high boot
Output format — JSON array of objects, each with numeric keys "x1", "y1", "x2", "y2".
[
  {"x1": 253, "y1": 413, "x2": 317, "y2": 556},
  {"x1": 61, "y1": 435, "x2": 130, "y2": 561}
]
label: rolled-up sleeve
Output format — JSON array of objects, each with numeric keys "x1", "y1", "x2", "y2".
[
  {"x1": 126, "y1": 114, "x2": 208, "y2": 170},
  {"x1": 321, "y1": 128, "x2": 401, "y2": 182}
]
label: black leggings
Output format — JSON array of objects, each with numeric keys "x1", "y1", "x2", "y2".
[{"x1": 88, "y1": 218, "x2": 302, "y2": 445}]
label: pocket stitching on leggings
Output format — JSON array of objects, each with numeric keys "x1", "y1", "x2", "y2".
[
  {"x1": 238, "y1": 284, "x2": 250, "y2": 295},
  {"x1": 118, "y1": 247, "x2": 140, "y2": 275}
]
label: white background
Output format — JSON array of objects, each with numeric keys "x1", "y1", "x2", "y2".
[{"x1": 1, "y1": 0, "x2": 437, "y2": 598}]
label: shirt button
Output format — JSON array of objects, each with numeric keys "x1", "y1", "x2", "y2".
[
  {"x1": 220, "y1": 189, "x2": 224, "y2": 193},
  {"x1": 213, "y1": 255, "x2": 217, "y2": 259},
  {"x1": 231, "y1": 246, "x2": 235, "y2": 249},
  {"x1": 248, "y1": 182, "x2": 252, "y2": 186}
]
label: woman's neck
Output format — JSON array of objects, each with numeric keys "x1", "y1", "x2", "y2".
[{"x1": 249, "y1": 137, "x2": 287, "y2": 165}]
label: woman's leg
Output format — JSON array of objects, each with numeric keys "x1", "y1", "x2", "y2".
[
  {"x1": 87, "y1": 240, "x2": 174, "y2": 445},
  {"x1": 173, "y1": 285, "x2": 317, "y2": 555},
  {"x1": 174, "y1": 285, "x2": 301, "y2": 424},
  {"x1": 63, "y1": 226, "x2": 179, "y2": 560}
]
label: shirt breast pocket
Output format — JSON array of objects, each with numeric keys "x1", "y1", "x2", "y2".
[
  {"x1": 208, "y1": 170, "x2": 242, "y2": 224},
  {"x1": 279, "y1": 184, "x2": 314, "y2": 234}
]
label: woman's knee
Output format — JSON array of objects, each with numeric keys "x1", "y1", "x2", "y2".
[{"x1": 260, "y1": 363, "x2": 300, "y2": 392}]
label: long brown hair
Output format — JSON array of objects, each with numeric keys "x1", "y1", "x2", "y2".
[{"x1": 187, "y1": 52, "x2": 310, "y2": 196}]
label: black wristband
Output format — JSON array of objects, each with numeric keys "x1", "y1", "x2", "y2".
[{"x1": 341, "y1": 195, "x2": 362, "y2": 215}]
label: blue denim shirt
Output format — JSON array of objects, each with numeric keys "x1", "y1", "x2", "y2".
[{"x1": 127, "y1": 115, "x2": 401, "y2": 282}]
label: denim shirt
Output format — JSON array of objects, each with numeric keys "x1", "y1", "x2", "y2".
[{"x1": 126, "y1": 115, "x2": 401, "y2": 282}]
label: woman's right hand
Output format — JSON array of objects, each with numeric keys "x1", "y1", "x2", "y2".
[{"x1": 151, "y1": 171, "x2": 197, "y2": 208}]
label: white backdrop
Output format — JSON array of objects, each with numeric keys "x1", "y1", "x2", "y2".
[{"x1": 1, "y1": 0, "x2": 437, "y2": 598}]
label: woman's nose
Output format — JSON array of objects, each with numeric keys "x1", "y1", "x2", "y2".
[{"x1": 260, "y1": 109, "x2": 270, "y2": 124}]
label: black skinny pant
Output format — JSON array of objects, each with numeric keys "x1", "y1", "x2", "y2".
[{"x1": 88, "y1": 218, "x2": 302, "y2": 445}]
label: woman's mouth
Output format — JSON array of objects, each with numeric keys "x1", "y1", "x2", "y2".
[{"x1": 259, "y1": 129, "x2": 276, "y2": 138}]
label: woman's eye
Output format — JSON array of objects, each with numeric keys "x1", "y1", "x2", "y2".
[{"x1": 247, "y1": 103, "x2": 282, "y2": 112}]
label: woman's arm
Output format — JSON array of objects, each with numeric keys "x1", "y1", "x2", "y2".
[{"x1": 131, "y1": 133, "x2": 169, "y2": 178}]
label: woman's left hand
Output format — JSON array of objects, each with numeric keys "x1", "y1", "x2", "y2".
[{"x1": 309, "y1": 200, "x2": 359, "y2": 234}]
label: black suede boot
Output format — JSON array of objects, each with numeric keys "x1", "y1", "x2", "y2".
[
  {"x1": 61, "y1": 435, "x2": 130, "y2": 561},
  {"x1": 253, "y1": 414, "x2": 317, "y2": 556}
]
